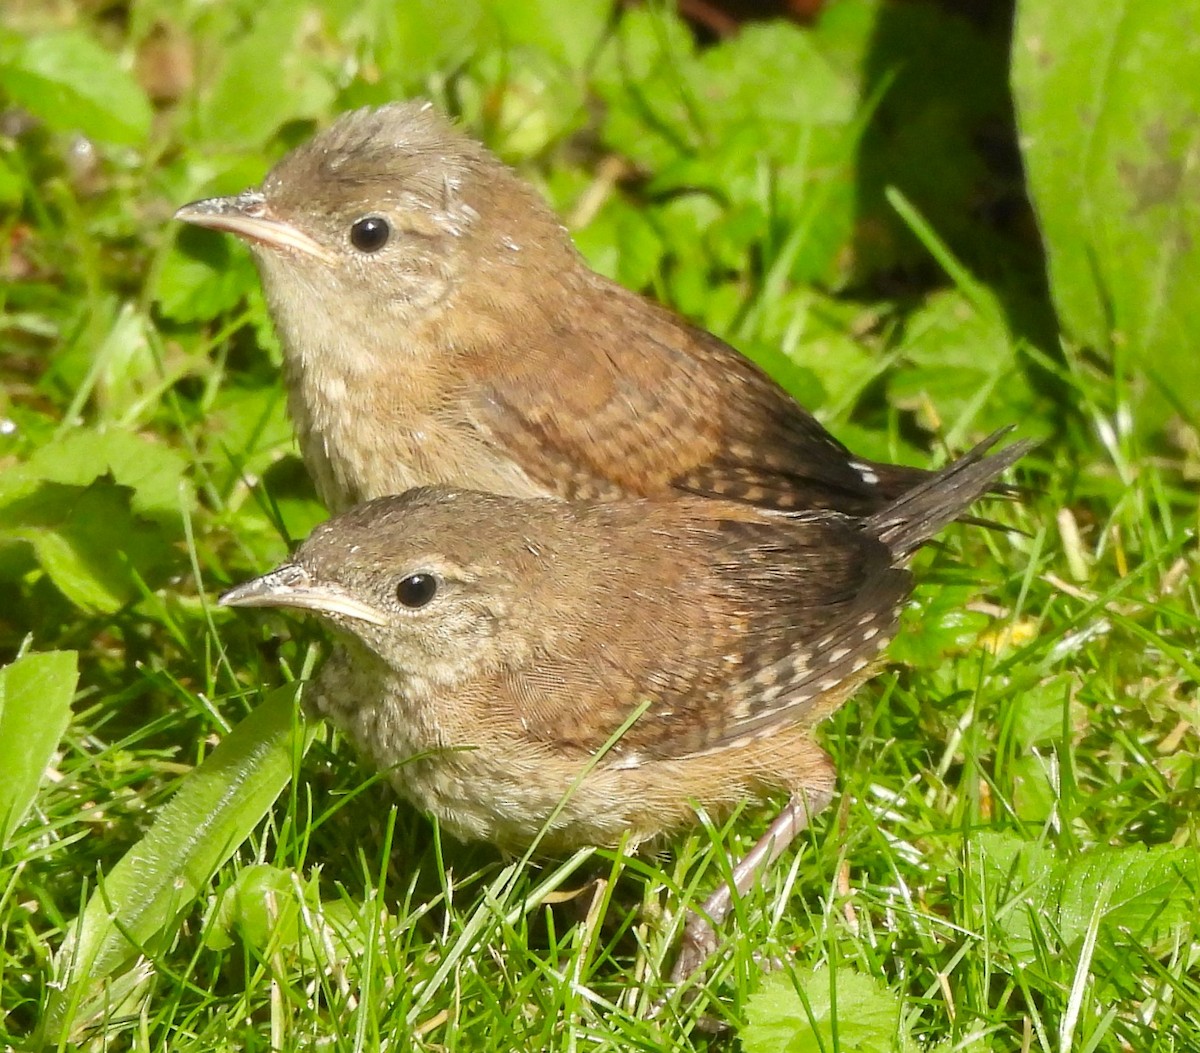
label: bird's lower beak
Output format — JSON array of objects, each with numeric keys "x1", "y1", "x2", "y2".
[
  {"x1": 174, "y1": 191, "x2": 335, "y2": 264},
  {"x1": 220, "y1": 565, "x2": 388, "y2": 626}
]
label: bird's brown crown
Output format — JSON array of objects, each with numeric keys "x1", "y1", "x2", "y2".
[
  {"x1": 266, "y1": 104, "x2": 480, "y2": 226},
  {"x1": 257, "y1": 102, "x2": 571, "y2": 268}
]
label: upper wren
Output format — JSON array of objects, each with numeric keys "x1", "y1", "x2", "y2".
[{"x1": 178, "y1": 100, "x2": 945, "y2": 514}]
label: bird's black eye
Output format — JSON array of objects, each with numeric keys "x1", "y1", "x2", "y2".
[
  {"x1": 350, "y1": 216, "x2": 390, "y2": 253},
  {"x1": 396, "y1": 573, "x2": 438, "y2": 608}
]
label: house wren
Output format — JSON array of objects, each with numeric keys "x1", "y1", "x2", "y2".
[
  {"x1": 220, "y1": 433, "x2": 1030, "y2": 980},
  {"x1": 178, "y1": 100, "x2": 940, "y2": 515}
]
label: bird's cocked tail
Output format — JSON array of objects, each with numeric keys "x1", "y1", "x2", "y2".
[{"x1": 869, "y1": 429, "x2": 1035, "y2": 559}]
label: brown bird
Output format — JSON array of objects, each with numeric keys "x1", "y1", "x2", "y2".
[
  {"x1": 178, "y1": 100, "x2": 938, "y2": 515},
  {"x1": 220, "y1": 434, "x2": 1030, "y2": 980}
]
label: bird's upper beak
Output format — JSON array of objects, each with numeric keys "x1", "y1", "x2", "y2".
[
  {"x1": 174, "y1": 190, "x2": 336, "y2": 264},
  {"x1": 220, "y1": 564, "x2": 388, "y2": 625}
]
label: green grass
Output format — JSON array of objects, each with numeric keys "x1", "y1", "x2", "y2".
[{"x1": 3, "y1": 1, "x2": 1200, "y2": 1050}]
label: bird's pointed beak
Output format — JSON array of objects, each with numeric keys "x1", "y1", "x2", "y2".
[
  {"x1": 175, "y1": 190, "x2": 336, "y2": 264},
  {"x1": 220, "y1": 564, "x2": 388, "y2": 625}
]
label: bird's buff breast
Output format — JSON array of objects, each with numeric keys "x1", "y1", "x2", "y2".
[
  {"x1": 309, "y1": 652, "x2": 645, "y2": 851},
  {"x1": 266, "y1": 285, "x2": 546, "y2": 509}
]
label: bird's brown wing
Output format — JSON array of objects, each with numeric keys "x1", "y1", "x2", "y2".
[
  {"x1": 467, "y1": 279, "x2": 930, "y2": 514},
  {"x1": 498, "y1": 509, "x2": 911, "y2": 762},
  {"x1": 511, "y1": 437, "x2": 1031, "y2": 760}
]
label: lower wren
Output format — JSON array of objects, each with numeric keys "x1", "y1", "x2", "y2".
[{"x1": 221, "y1": 434, "x2": 1030, "y2": 983}]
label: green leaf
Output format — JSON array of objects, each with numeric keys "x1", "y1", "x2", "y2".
[
  {"x1": 741, "y1": 966, "x2": 911, "y2": 1053},
  {"x1": 197, "y1": 1, "x2": 335, "y2": 148},
  {"x1": 488, "y1": 0, "x2": 611, "y2": 72},
  {"x1": 200, "y1": 383, "x2": 294, "y2": 483},
  {"x1": 1013, "y1": 4, "x2": 1200, "y2": 420},
  {"x1": 0, "y1": 480, "x2": 178, "y2": 612},
  {"x1": 0, "y1": 430, "x2": 193, "y2": 611},
  {"x1": 598, "y1": 14, "x2": 867, "y2": 286},
  {"x1": 740, "y1": 290, "x2": 884, "y2": 413},
  {"x1": 157, "y1": 231, "x2": 260, "y2": 324},
  {"x1": 0, "y1": 150, "x2": 22, "y2": 208},
  {"x1": 0, "y1": 651, "x2": 78, "y2": 848},
  {"x1": 206, "y1": 863, "x2": 314, "y2": 954},
  {"x1": 0, "y1": 29, "x2": 152, "y2": 145},
  {"x1": 7, "y1": 428, "x2": 196, "y2": 523},
  {"x1": 1006, "y1": 672, "x2": 1079, "y2": 751},
  {"x1": 1055, "y1": 844, "x2": 1197, "y2": 950},
  {"x1": 889, "y1": 584, "x2": 993, "y2": 669},
  {"x1": 1009, "y1": 754, "x2": 1057, "y2": 823},
  {"x1": 351, "y1": 0, "x2": 485, "y2": 88},
  {"x1": 973, "y1": 833, "x2": 1199, "y2": 966},
  {"x1": 571, "y1": 191, "x2": 666, "y2": 290},
  {"x1": 42, "y1": 684, "x2": 310, "y2": 1042},
  {"x1": 970, "y1": 831, "x2": 1059, "y2": 963}
]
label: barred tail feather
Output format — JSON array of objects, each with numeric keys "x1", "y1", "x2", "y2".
[{"x1": 869, "y1": 429, "x2": 1035, "y2": 559}]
